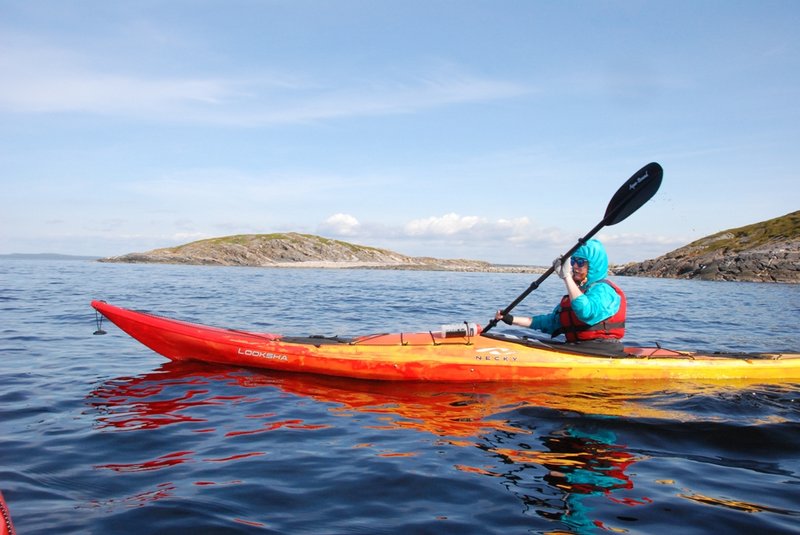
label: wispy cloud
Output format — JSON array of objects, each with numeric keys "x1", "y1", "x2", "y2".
[
  {"x1": 0, "y1": 40, "x2": 237, "y2": 114},
  {"x1": 121, "y1": 169, "x2": 351, "y2": 203},
  {"x1": 0, "y1": 40, "x2": 527, "y2": 125}
]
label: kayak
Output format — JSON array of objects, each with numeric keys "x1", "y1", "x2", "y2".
[
  {"x1": 0, "y1": 491, "x2": 15, "y2": 535},
  {"x1": 91, "y1": 301, "x2": 800, "y2": 382}
]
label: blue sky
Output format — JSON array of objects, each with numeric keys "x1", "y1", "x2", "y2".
[{"x1": 2, "y1": 1, "x2": 798, "y2": 264}]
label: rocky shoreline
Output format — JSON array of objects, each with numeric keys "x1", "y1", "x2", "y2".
[
  {"x1": 613, "y1": 239, "x2": 799, "y2": 283},
  {"x1": 614, "y1": 211, "x2": 799, "y2": 283}
]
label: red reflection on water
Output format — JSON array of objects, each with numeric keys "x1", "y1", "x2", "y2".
[
  {"x1": 193, "y1": 479, "x2": 243, "y2": 486},
  {"x1": 89, "y1": 368, "x2": 269, "y2": 434},
  {"x1": 86, "y1": 481, "x2": 177, "y2": 510},
  {"x1": 87, "y1": 361, "x2": 539, "y2": 440},
  {"x1": 233, "y1": 518, "x2": 266, "y2": 528},
  {"x1": 203, "y1": 452, "x2": 266, "y2": 462},
  {"x1": 225, "y1": 419, "x2": 330, "y2": 437},
  {"x1": 609, "y1": 496, "x2": 654, "y2": 506},
  {"x1": 235, "y1": 369, "x2": 534, "y2": 439},
  {"x1": 376, "y1": 451, "x2": 416, "y2": 458},
  {"x1": 89, "y1": 378, "x2": 251, "y2": 430},
  {"x1": 87, "y1": 361, "x2": 691, "y2": 462},
  {"x1": 96, "y1": 450, "x2": 194, "y2": 473}
]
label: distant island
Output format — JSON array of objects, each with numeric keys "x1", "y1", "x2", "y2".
[
  {"x1": 615, "y1": 210, "x2": 799, "y2": 283},
  {"x1": 0, "y1": 253, "x2": 100, "y2": 261},
  {"x1": 97, "y1": 211, "x2": 799, "y2": 283},
  {"x1": 98, "y1": 233, "x2": 544, "y2": 273}
]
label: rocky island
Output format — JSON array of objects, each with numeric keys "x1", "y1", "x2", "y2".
[
  {"x1": 100, "y1": 211, "x2": 799, "y2": 282},
  {"x1": 614, "y1": 210, "x2": 799, "y2": 283},
  {"x1": 99, "y1": 233, "x2": 543, "y2": 273}
]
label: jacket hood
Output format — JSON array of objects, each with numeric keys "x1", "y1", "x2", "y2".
[{"x1": 572, "y1": 239, "x2": 608, "y2": 284}]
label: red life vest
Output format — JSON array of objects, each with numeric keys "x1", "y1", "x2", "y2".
[{"x1": 557, "y1": 279, "x2": 626, "y2": 342}]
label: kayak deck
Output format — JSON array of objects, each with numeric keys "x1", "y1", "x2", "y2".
[
  {"x1": 283, "y1": 331, "x2": 787, "y2": 361},
  {"x1": 91, "y1": 300, "x2": 800, "y2": 382}
]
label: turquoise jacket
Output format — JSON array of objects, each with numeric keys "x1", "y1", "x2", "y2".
[{"x1": 530, "y1": 239, "x2": 622, "y2": 336}]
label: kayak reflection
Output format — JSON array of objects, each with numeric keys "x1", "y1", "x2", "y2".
[
  {"x1": 87, "y1": 361, "x2": 696, "y2": 438},
  {"x1": 85, "y1": 362, "x2": 782, "y2": 530}
]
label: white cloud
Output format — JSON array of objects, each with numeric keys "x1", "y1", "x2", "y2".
[
  {"x1": 319, "y1": 213, "x2": 361, "y2": 236},
  {"x1": 403, "y1": 213, "x2": 541, "y2": 242},
  {"x1": 405, "y1": 213, "x2": 482, "y2": 236},
  {"x1": 310, "y1": 212, "x2": 684, "y2": 264}
]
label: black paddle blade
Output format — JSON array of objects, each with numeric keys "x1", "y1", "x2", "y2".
[{"x1": 604, "y1": 162, "x2": 663, "y2": 226}]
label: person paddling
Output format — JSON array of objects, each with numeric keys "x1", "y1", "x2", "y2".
[{"x1": 495, "y1": 239, "x2": 626, "y2": 349}]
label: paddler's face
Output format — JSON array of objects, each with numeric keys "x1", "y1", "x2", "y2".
[{"x1": 571, "y1": 257, "x2": 588, "y2": 284}]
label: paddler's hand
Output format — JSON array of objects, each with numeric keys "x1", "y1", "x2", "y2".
[
  {"x1": 553, "y1": 256, "x2": 571, "y2": 280},
  {"x1": 495, "y1": 310, "x2": 514, "y2": 325}
]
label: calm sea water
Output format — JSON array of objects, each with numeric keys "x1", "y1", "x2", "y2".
[{"x1": 1, "y1": 258, "x2": 799, "y2": 534}]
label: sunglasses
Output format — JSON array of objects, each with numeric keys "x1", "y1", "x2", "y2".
[{"x1": 570, "y1": 257, "x2": 588, "y2": 268}]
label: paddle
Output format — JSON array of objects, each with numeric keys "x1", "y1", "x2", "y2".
[{"x1": 482, "y1": 162, "x2": 663, "y2": 334}]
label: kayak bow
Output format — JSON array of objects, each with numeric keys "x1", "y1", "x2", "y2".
[
  {"x1": 0, "y1": 492, "x2": 15, "y2": 535},
  {"x1": 92, "y1": 301, "x2": 800, "y2": 382}
]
